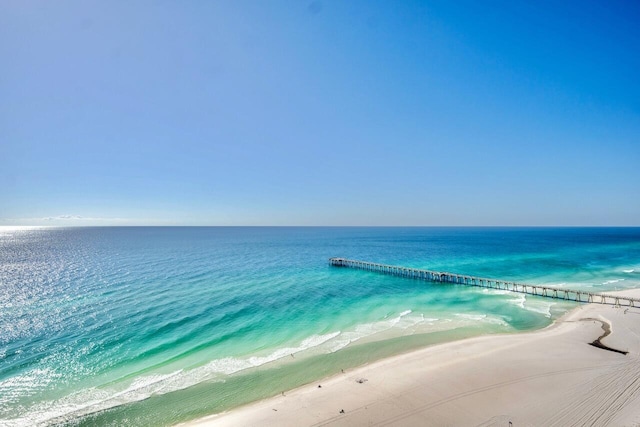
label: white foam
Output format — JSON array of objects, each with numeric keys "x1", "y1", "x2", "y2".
[
  {"x1": 452, "y1": 313, "x2": 507, "y2": 326},
  {"x1": 0, "y1": 368, "x2": 61, "y2": 407},
  {"x1": 623, "y1": 269, "x2": 635, "y2": 273},
  {"x1": 0, "y1": 331, "x2": 344, "y2": 426},
  {"x1": 507, "y1": 294, "x2": 552, "y2": 318},
  {"x1": 454, "y1": 313, "x2": 486, "y2": 321},
  {"x1": 395, "y1": 312, "x2": 430, "y2": 330},
  {"x1": 1, "y1": 308, "x2": 508, "y2": 426},
  {"x1": 477, "y1": 316, "x2": 508, "y2": 326},
  {"x1": 602, "y1": 279, "x2": 625, "y2": 285},
  {"x1": 523, "y1": 298, "x2": 553, "y2": 318},
  {"x1": 327, "y1": 310, "x2": 419, "y2": 352},
  {"x1": 509, "y1": 294, "x2": 526, "y2": 309}
]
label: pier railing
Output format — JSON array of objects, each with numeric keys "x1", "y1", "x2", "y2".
[{"x1": 329, "y1": 258, "x2": 639, "y2": 307}]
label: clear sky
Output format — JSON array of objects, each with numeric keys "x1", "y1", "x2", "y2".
[{"x1": 1, "y1": 0, "x2": 639, "y2": 226}]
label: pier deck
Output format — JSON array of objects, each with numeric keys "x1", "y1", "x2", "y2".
[{"x1": 329, "y1": 257, "x2": 639, "y2": 307}]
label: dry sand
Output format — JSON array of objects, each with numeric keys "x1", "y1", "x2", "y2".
[{"x1": 183, "y1": 289, "x2": 640, "y2": 427}]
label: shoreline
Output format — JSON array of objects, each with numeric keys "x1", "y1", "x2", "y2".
[{"x1": 181, "y1": 289, "x2": 640, "y2": 426}]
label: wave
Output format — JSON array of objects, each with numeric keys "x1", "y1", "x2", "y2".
[
  {"x1": 2, "y1": 310, "x2": 439, "y2": 426},
  {"x1": 602, "y1": 279, "x2": 625, "y2": 285},
  {"x1": 524, "y1": 300, "x2": 553, "y2": 318},
  {"x1": 452, "y1": 313, "x2": 507, "y2": 326},
  {"x1": 454, "y1": 313, "x2": 486, "y2": 321},
  {"x1": 3, "y1": 370, "x2": 185, "y2": 427},
  {"x1": 509, "y1": 294, "x2": 526, "y2": 309},
  {"x1": 623, "y1": 269, "x2": 635, "y2": 273},
  {"x1": 0, "y1": 307, "x2": 514, "y2": 426},
  {"x1": 507, "y1": 294, "x2": 552, "y2": 318},
  {"x1": 0, "y1": 331, "x2": 342, "y2": 426},
  {"x1": 325, "y1": 309, "x2": 419, "y2": 352}
]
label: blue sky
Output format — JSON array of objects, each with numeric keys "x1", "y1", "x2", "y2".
[{"x1": 2, "y1": 0, "x2": 639, "y2": 226}]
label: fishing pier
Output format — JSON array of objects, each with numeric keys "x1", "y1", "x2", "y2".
[{"x1": 329, "y1": 257, "x2": 639, "y2": 307}]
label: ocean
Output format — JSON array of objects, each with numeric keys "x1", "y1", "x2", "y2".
[{"x1": 1, "y1": 226, "x2": 639, "y2": 426}]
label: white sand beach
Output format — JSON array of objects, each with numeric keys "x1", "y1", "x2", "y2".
[{"x1": 184, "y1": 289, "x2": 640, "y2": 427}]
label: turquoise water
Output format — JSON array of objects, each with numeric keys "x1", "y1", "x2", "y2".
[{"x1": 1, "y1": 227, "x2": 639, "y2": 426}]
